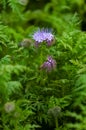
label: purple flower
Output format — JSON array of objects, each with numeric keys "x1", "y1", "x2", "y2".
[
  {"x1": 32, "y1": 29, "x2": 54, "y2": 47},
  {"x1": 40, "y1": 56, "x2": 56, "y2": 72}
]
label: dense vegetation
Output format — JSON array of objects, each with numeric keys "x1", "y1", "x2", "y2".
[{"x1": 0, "y1": 0, "x2": 86, "y2": 130}]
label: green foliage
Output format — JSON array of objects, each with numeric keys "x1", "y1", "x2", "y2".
[{"x1": 0, "y1": 0, "x2": 86, "y2": 130}]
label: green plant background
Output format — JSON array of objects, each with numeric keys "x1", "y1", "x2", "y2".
[{"x1": 0, "y1": 0, "x2": 86, "y2": 130}]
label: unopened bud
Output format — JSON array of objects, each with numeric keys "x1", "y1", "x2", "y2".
[
  {"x1": 18, "y1": 0, "x2": 28, "y2": 6},
  {"x1": 4, "y1": 102, "x2": 15, "y2": 113},
  {"x1": 18, "y1": 38, "x2": 33, "y2": 48},
  {"x1": 48, "y1": 106, "x2": 61, "y2": 119}
]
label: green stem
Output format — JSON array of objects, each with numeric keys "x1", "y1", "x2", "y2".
[{"x1": 55, "y1": 118, "x2": 59, "y2": 130}]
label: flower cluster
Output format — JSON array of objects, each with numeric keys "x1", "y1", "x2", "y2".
[
  {"x1": 32, "y1": 29, "x2": 54, "y2": 47},
  {"x1": 40, "y1": 56, "x2": 56, "y2": 72},
  {"x1": 32, "y1": 28, "x2": 56, "y2": 72}
]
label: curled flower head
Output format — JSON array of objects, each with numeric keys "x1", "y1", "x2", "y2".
[
  {"x1": 18, "y1": 38, "x2": 32, "y2": 48},
  {"x1": 40, "y1": 56, "x2": 56, "y2": 72},
  {"x1": 48, "y1": 106, "x2": 61, "y2": 119},
  {"x1": 32, "y1": 28, "x2": 54, "y2": 47},
  {"x1": 18, "y1": 0, "x2": 28, "y2": 6},
  {"x1": 4, "y1": 102, "x2": 15, "y2": 113}
]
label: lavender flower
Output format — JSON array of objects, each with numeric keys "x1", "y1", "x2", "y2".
[
  {"x1": 32, "y1": 29, "x2": 54, "y2": 47},
  {"x1": 40, "y1": 56, "x2": 56, "y2": 72}
]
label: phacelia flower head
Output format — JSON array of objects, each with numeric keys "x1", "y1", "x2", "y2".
[
  {"x1": 4, "y1": 102, "x2": 15, "y2": 113},
  {"x1": 40, "y1": 56, "x2": 56, "y2": 72},
  {"x1": 32, "y1": 28, "x2": 54, "y2": 47},
  {"x1": 48, "y1": 106, "x2": 61, "y2": 119}
]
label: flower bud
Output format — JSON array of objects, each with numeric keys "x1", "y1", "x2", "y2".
[
  {"x1": 40, "y1": 56, "x2": 56, "y2": 72},
  {"x1": 4, "y1": 102, "x2": 15, "y2": 113},
  {"x1": 48, "y1": 106, "x2": 61, "y2": 119},
  {"x1": 18, "y1": 0, "x2": 28, "y2": 6},
  {"x1": 18, "y1": 38, "x2": 32, "y2": 48}
]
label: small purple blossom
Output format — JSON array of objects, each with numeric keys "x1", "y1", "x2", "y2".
[
  {"x1": 40, "y1": 56, "x2": 56, "y2": 72},
  {"x1": 32, "y1": 29, "x2": 54, "y2": 47}
]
